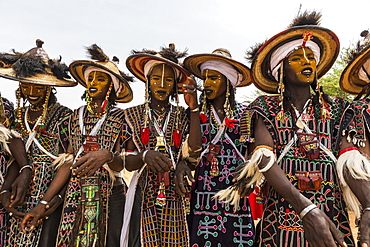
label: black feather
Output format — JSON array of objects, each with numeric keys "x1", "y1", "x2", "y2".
[
  {"x1": 159, "y1": 44, "x2": 188, "y2": 63},
  {"x1": 112, "y1": 56, "x2": 119, "y2": 64},
  {"x1": 344, "y1": 30, "x2": 370, "y2": 64},
  {"x1": 48, "y1": 59, "x2": 71, "y2": 80},
  {"x1": 0, "y1": 51, "x2": 23, "y2": 67},
  {"x1": 12, "y1": 55, "x2": 47, "y2": 78},
  {"x1": 86, "y1": 44, "x2": 110, "y2": 62},
  {"x1": 288, "y1": 10, "x2": 321, "y2": 28},
  {"x1": 131, "y1": 49, "x2": 157, "y2": 55},
  {"x1": 245, "y1": 42, "x2": 265, "y2": 62}
]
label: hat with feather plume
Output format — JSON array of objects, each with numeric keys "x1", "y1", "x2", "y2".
[
  {"x1": 250, "y1": 10, "x2": 339, "y2": 93},
  {"x1": 69, "y1": 44, "x2": 134, "y2": 103},
  {"x1": 0, "y1": 39, "x2": 77, "y2": 87},
  {"x1": 126, "y1": 43, "x2": 192, "y2": 93},
  {"x1": 340, "y1": 30, "x2": 370, "y2": 95}
]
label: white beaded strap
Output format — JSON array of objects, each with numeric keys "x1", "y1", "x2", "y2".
[{"x1": 299, "y1": 204, "x2": 317, "y2": 219}]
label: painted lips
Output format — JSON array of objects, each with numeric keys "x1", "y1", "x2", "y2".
[
  {"x1": 301, "y1": 67, "x2": 313, "y2": 76},
  {"x1": 204, "y1": 89, "x2": 214, "y2": 95}
]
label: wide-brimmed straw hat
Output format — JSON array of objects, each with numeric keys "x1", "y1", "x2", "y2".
[
  {"x1": 126, "y1": 44, "x2": 192, "y2": 93},
  {"x1": 69, "y1": 44, "x2": 133, "y2": 103},
  {"x1": 251, "y1": 11, "x2": 339, "y2": 94},
  {"x1": 340, "y1": 30, "x2": 370, "y2": 94},
  {"x1": 183, "y1": 48, "x2": 253, "y2": 87},
  {"x1": 0, "y1": 39, "x2": 77, "y2": 87}
]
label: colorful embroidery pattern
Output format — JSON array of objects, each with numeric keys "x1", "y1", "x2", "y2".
[
  {"x1": 189, "y1": 103, "x2": 255, "y2": 247},
  {"x1": 8, "y1": 103, "x2": 71, "y2": 247},
  {"x1": 125, "y1": 104, "x2": 190, "y2": 247},
  {"x1": 247, "y1": 95, "x2": 354, "y2": 246},
  {"x1": 57, "y1": 107, "x2": 129, "y2": 247}
]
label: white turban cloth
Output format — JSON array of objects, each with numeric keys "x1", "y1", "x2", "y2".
[
  {"x1": 84, "y1": 67, "x2": 123, "y2": 96},
  {"x1": 200, "y1": 60, "x2": 242, "y2": 87},
  {"x1": 359, "y1": 59, "x2": 370, "y2": 83},
  {"x1": 143, "y1": 60, "x2": 181, "y2": 81},
  {"x1": 270, "y1": 40, "x2": 321, "y2": 81}
]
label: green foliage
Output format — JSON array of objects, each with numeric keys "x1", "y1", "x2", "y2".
[{"x1": 320, "y1": 46, "x2": 355, "y2": 101}]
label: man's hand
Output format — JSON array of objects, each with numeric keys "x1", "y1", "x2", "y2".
[
  {"x1": 9, "y1": 168, "x2": 33, "y2": 207},
  {"x1": 21, "y1": 203, "x2": 47, "y2": 233},
  {"x1": 183, "y1": 76, "x2": 198, "y2": 110},
  {"x1": 143, "y1": 150, "x2": 172, "y2": 173},
  {"x1": 359, "y1": 210, "x2": 370, "y2": 247},
  {"x1": 0, "y1": 190, "x2": 24, "y2": 220},
  {"x1": 72, "y1": 149, "x2": 111, "y2": 177},
  {"x1": 301, "y1": 208, "x2": 347, "y2": 247},
  {"x1": 174, "y1": 160, "x2": 195, "y2": 196}
]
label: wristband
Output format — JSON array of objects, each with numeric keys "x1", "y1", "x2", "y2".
[
  {"x1": 142, "y1": 150, "x2": 149, "y2": 163},
  {"x1": 338, "y1": 146, "x2": 358, "y2": 156},
  {"x1": 19, "y1": 164, "x2": 33, "y2": 173},
  {"x1": 0, "y1": 190, "x2": 9, "y2": 195},
  {"x1": 108, "y1": 150, "x2": 115, "y2": 163},
  {"x1": 299, "y1": 204, "x2": 317, "y2": 219},
  {"x1": 190, "y1": 107, "x2": 199, "y2": 113}
]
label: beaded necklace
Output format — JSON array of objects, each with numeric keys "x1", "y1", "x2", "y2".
[{"x1": 86, "y1": 82, "x2": 113, "y2": 118}]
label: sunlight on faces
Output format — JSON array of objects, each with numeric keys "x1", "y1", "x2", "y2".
[
  {"x1": 202, "y1": 69, "x2": 227, "y2": 100},
  {"x1": 284, "y1": 47, "x2": 317, "y2": 86},
  {"x1": 87, "y1": 71, "x2": 112, "y2": 100},
  {"x1": 20, "y1": 82, "x2": 48, "y2": 106},
  {"x1": 149, "y1": 64, "x2": 175, "y2": 102}
]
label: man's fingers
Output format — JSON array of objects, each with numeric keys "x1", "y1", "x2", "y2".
[
  {"x1": 185, "y1": 169, "x2": 195, "y2": 183},
  {"x1": 72, "y1": 155, "x2": 88, "y2": 168},
  {"x1": 328, "y1": 219, "x2": 345, "y2": 247}
]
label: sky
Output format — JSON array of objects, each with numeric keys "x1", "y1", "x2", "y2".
[{"x1": 1, "y1": 0, "x2": 369, "y2": 110}]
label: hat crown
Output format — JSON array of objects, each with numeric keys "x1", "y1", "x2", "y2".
[{"x1": 212, "y1": 48, "x2": 232, "y2": 58}]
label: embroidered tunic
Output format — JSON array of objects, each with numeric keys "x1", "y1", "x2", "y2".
[
  {"x1": 124, "y1": 103, "x2": 190, "y2": 247},
  {"x1": 188, "y1": 103, "x2": 255, "y2": 247},
  {"x1": 245, "y1": 95, "x2": 354, "y2": 246},
  {"x1": 341, "y1": 98, "x2": 370, "y2": 147},
  {"x1": 56, "y1": 107, "x2": 129, "y2": 247},
  {"x1": 0, "y1": 97, "x2": 14, "y2": 246},
  {"x1": 8, "y1": 103, "x2": 71, "y2": 247}
]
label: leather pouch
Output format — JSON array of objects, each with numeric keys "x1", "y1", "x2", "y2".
[{"x1": 295, "y1": 171, "x2": 322, "y2": 191}]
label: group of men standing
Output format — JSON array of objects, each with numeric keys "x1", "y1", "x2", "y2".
[{"x1": 0, "y1": 9, "x2": 369, "y2": 247}]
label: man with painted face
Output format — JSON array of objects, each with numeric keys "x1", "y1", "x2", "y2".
[
  {"x1": 0, "y1": 40, "x2": 76, "y2": 247},
  {"x1": 20, "y1": 44, "x2": 134, "y2": 247},
  {"x1": 215, "y1": 11, "x2": 356, "y2": 246},
  {"x1": 121, "y1": 44, "x2": 200, "y2": 247},
  {"x1": 175, "y1": 49, "x2": 255, "y2": 246},
  {"x1": 335, "y1": 30, "x2": 370, "y2": 246}
]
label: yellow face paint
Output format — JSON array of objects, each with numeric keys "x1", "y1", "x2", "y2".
[
  {"x1": 20, "y1": 83, "x2": 48, "y2": 106},
  {"x1": 149, "y1": 64, "x2": 175, "y2": 102},
  {"x1": 285, "y1": 47, "x2": 317, "y2": 85},
  {"x1": 202, "y1": 69, "x2": 227, "y2": 100},
  {"x1": 87, "y1": 71, "x2": 112, "y2": 100}
]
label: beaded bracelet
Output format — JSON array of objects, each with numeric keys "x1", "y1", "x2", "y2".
[
  {"x1": 299, "y1": 204, "x2": 317, "y2": 219},
  {"x1": 19, "y1": 164, "x2": 33, "y2": 174},
  {"x1": 190, "y1": 107, "x2": 199, "y2": 113},
  {"x1": 338, "y1": 146, "x2": 358, "y2": 156}
]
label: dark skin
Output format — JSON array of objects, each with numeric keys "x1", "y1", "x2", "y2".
[
  {"x1": 235, "y1": 48, "x2": 347, "y2": 246},
  {"x1": 125, "y1": 65, "x2": 200, "y2": 176},
  {"x1": 21, "y1": 72, "x2": 124, "y2": 231},
  {"x1": 174, "y1": 70, "x2": 227, "y2": 196},
  {"x1": 341, "y1": 135, "x2": 370, "y2": 247}
]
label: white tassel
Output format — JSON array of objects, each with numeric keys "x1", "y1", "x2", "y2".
[
  {"x1": 52, "y1": 153, "x2": 74, "y2": 170},
  {"x1": 337, "y1": 149, "x2": 370, "y2": 218},
  {"x1": 0, "y1": 125, "x2": 22, "y2": 157},
  {"x1": 213, "y1": 147, "x2": 275, "y2": 208}
]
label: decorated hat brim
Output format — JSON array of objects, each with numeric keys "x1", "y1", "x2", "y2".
[
  {"x1": 183, "y1": 53, "x2": 253, "y2": 87},
  {"x1": 69, "y1": 60, "x2": 133, "y2": 103},
  {"x1": 340, "y1": 45, "x2": 370, "y2": 94},
  {"x1": 252, "y1": 25, "x2": 340, "y2": 94},
  {"x1": 0, "y1": 67, "x2": 77, "y2": 87},
  {"x1": 126, "y1": 53, "x2": 192, "y2": 93}
]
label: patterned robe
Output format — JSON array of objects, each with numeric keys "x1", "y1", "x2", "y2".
[
  {"x1": 56, "y1": 106, "x2": 129, "y2": 247},
  {"x1": 0, "y1": 97, "x2": 14, "y2": 247},
  {"x1": 125, "y1": 103, "x2": 190, "y2": 247},
  {"x1": 188, "y1": 103, "x2": 255, "y2": 247},
  {"x1": 8, "y1": 103, "x2": 71, "y2": 247},
  {"x1": 245, "y1": 95, "x2": 354, "y2": 246}
]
